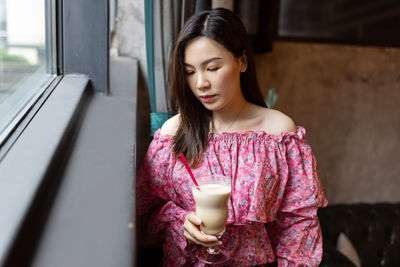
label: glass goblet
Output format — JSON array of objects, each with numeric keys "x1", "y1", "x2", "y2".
[{"x1": 191, "y1": 175, "x2": 231, "y2": 264}]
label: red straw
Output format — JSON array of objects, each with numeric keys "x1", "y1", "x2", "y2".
[{"x1": 179, "y1": 153, "x2": 199, "y2": 187}]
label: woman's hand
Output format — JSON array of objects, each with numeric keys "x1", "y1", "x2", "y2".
[{"x1": 184, "y1": 212, "x2": 221, "y2": 247}]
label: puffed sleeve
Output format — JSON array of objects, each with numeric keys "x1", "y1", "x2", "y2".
[
  {"x1": 136, "y1": 130, "x2": 190, "y2": 263},
  {"x1": 267, "y1": 129, "x2": 328, "y2": 267}
]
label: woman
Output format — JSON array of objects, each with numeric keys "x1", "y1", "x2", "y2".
[{"x1": 137, "y1": 8, "x2": 327, "y2": 266}]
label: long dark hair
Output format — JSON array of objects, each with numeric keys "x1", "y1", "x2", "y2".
[{"x1": 170, "y1": 8, "x2": 266, "y2": 167}]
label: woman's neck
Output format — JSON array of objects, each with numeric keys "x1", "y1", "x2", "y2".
[{"x1": 211, "y1": 98, "x2": 248, "y2": 133}]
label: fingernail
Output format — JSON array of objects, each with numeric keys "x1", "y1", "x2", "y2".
[
  {"x1": 196, "y1": 218, "x2": 201, "y2": 224},
  {"x1": 208, "y1": 236, "x2": 217, "y2": 241},
  {"x1": 218, "y1": 241, "x2": 222, "y2": 246}
]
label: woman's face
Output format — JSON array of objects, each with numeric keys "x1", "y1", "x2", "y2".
[{"x1": 183, "y1": 37, "x2": 245, "y2": 112}]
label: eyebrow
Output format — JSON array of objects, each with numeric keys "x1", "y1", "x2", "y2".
[{"x1": 184, "y1": 57, "x2": 223, "y2": 67}]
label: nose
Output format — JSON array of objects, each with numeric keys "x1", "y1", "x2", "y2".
[{"x1": 196, "y1": 73, "x2": 210, "y2": 90}]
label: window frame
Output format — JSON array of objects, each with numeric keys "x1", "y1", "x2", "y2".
[{"x1": 0, "y1": 0, "x2": 109, "y2": 266}]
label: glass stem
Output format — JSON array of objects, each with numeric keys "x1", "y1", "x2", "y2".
[
  {"x1": 207, "y1": 247, "x2": 220, "y2": 255},
  {"x1": 206, "y1": 229, "x2": 224, "y2": 255}
]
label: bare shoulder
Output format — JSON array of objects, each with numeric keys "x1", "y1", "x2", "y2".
[
  {"x1": 159, "y1": 113, "x2": 180, "y2": 136},
  {"x1": 256, "y1": 107, "x2": 296, "y2": 135}
]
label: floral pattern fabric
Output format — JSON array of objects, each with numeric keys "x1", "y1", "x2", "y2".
[{"x1": 136, "y1": 126, "x2": 328, "y2": 266}]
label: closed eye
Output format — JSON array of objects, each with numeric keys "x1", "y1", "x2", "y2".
[
  {"x1": 185, "y1": 71, "x2": 195, "y2": 76},
  {"x1": 207, "y1": 67, "x2": 219, "y2": 72}
]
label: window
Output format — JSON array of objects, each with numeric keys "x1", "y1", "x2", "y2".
[
  {"x1": 0, "y1": 0, "x2": 120, "y2": 265},
  {"x1": 0, "y1": 0, "x2": 56, "y2": 144}
]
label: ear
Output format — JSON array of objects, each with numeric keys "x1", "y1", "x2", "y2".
[{"x1": 240, "y1": 52, "x2": 248, "y2": 72}]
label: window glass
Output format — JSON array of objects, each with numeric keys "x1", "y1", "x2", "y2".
[{"x1": 0, "y1": 0, "x2": 56, "y2": 143}]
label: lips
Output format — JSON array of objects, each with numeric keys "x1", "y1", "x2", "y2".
[{"x1": 199, "y1": 95, "x2": 216, "y2": 103}]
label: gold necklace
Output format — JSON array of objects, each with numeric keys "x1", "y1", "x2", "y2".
[{"x1": 213, "y1": 101, "x2": 247, "y2": 133}]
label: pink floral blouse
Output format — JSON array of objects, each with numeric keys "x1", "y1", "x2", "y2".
[{"x1": 137, "y1": 126, "x2": 328, "y2": 266}]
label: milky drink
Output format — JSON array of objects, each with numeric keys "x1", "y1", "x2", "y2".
[{"x1": 192, "y1": 184, "x2": 231, "y2": 235}]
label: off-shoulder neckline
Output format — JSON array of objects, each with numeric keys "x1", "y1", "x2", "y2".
[{"x1": 155, "y1": 126, "x2": 306, "y2": 143}]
